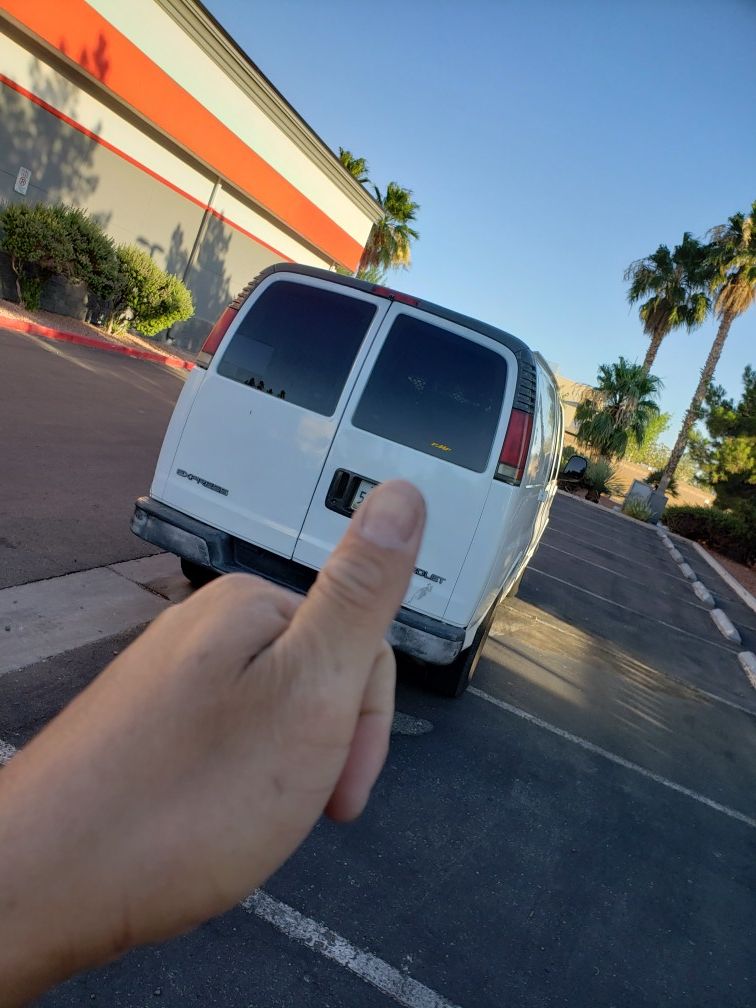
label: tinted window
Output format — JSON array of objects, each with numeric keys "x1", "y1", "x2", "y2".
[
  {"x1": 352, "y1": 314, "x2": 508, "y2": 472},
  {"x1": 216, "y1": 281, "x2": 376, "y2": 416}
]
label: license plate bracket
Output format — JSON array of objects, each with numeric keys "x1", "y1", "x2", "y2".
[{"x1": 325, "y1": 469, "x2": 379, "y2": 518}]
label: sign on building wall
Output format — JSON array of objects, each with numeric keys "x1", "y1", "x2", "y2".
[{"x1": 14, "y1": 167, "x2": 31, "y2": 195}]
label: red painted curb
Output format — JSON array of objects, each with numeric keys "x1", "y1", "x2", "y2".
[{"x1": 0, "y1": 315, "x2": 196, "y2": 370}]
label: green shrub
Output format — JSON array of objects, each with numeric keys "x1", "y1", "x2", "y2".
[
  {"x1": 664, "y1": 505, "x2": 755, "y2": 566},
  {"x1": 0, "y1": 202, "x2": 75, "y2": 305},
  {"x1": 60, "y1": 206, "x2": 120, "y2": 301},
  {"x1": 582, "y1": 458, "x2": 622, "y2": 500},
  {"x1": 622, "y1": 497, "x2": 652, "y2": 522},
  {"x1": 107, "y1": 245, "x2": 193, "y2": 337}
]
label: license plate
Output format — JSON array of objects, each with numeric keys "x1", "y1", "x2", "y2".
[{"x1": 350, "y1": 478, "x2": 377, "y2": 511}]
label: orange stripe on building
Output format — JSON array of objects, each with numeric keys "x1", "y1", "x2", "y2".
[
  {"x1": 0, "y1": 74, "x2": 293, "y2": 264},
  {"x1": 1, "y1": 0, "x2": 363, "y2": 269}
]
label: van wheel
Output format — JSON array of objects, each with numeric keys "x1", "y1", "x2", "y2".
[
  {"x1": 431, "y1": 603, "x2": 497, "y2": 699},
  {"x1": 180, "y1": 557, "x2": 217, "y2": 589}
]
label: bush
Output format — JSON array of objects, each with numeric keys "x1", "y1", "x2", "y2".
[
  {"x1": 664, "y1": 505, "x2": 756, "y2": 566},
  {"x1": 0, "y1": 202, "x2": 75, "y2": 305},
  {"x1": 582, "y1": 459, "x2": 622, "y2": 501},
  {"x1": 622, "y1": 498, "x2": 652, "y2": 522},
  {"x1": 60, "y1": 206, "x2": 120, "y2": 301},
  {"x1": 107, "y1": 245, "x2": 193, "y2": 337}
]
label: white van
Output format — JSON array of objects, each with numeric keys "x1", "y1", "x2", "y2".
[{"x1": 132, "y1": 265, "x2": 563, "y2": 697}]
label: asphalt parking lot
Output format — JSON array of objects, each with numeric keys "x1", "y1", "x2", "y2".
[{"x1": 1, "y1": 329, "x2": 755, "y2": 1007}]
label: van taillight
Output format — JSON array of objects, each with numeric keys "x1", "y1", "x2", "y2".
[
  {"x1": 195, "y1": 308, "x2": 236, "y2": 369},
  {"x1": 495, "y1": 409, "x2": 533, "y2": 484}
]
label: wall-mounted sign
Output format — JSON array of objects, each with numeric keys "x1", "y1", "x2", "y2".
[{"x1": 14, "y1": 167, "x2": 31, "y2": 195}]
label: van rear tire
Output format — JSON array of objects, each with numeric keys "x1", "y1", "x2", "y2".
[
  {"x1": 180, "y1": 557, "x2": 217, "y2": 589},
  {"x1": 430, "y1": 602, "x2": 497, "y2": 698}
]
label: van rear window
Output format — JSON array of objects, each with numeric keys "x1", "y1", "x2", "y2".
[
  {"x1": 216, "y1": 281, "x2": 376, "y2": 416},
  {"x1": 352, "y1": 314, "x2": 508, "y2": 472}
]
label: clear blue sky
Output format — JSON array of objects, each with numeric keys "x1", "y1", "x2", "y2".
[{"x1": 206, "y1": 0, "x2": 755, "y2": 438}]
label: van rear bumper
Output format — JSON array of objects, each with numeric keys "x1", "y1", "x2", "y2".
[{"x1": 131, "y1": 497, "x2": 465, "y2": 665}]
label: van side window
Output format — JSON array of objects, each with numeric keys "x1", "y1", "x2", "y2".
[
  {"x1": 352, "y1": 314, "x2": 508, "y2": 472},
  {"x1": 216, "y1": 281, "x2": 376, "y2": 416}
]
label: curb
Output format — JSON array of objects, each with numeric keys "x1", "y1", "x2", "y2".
[
  {"x1": 692, "y1": 581, "x2": 715, "y2": 609},
  {"x1": 689, "y1": 541, "x2": 756, "y2": 615},
  {"x1": 738, "y1": 652, "x2": 756, "y2": 690},
  {"x1": 1, "y1": 315, "x2": 196, "y2": 371},
  {"x1": 709, "y1": 608, "x2": 742, "y2": 645}
]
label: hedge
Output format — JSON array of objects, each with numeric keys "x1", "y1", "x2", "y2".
[
  {"x1": 664, "y1": 505, "x2": 755, "y2": 566},
  {"x1": 0, "y1": 201, "x2": 194, "y2": 336}
]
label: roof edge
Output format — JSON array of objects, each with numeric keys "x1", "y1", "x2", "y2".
[{"x1": 156, "y1": 0, "x2": 383, "y2": 224}]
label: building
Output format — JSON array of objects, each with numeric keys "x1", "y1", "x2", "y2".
[
  {"x1": 550, "y1": 368, "x2": 593, "y2": 448},
  {"x1": 0, "y1": 0, "x2": 382, "y2": 346}
]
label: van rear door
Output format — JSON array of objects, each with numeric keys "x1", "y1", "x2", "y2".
[
  {"x1": 293, "y1": 304, "x2": 515, "y2": 621},
  {"x1": 157, "y1": 275, "x2": 389, "y2": 557}
]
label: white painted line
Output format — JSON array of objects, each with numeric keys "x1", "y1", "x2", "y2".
[
  {"x1": 690, "y1": 542, "x2": 756, "y2": 615},
  {"x1": 543, "y1": 526, "x2": 683, "y2": 576},
  {"x1": 738, "y1": 652, "x2": 756, "y2": 691},
  {"x1": 468, "y1": 687, "x2": 756, "y2": 830},
  {"x1": 669, "y1": 547, "x2": 684, "y2": 564},
  {"x1": 710, "y1": 609, "x2": 742, "y2": 645},
  {"x1": 538, "y1": 542, "x2": 707, "y2": 607},
  {"x1": 678, "y1": 562, "x2": 697, "y2": 581},
  {"x1": 0, "y1": 567, "x2": 168, "y2": 675},
  {"x1": 692, "y1": 581, "x2": 715, "y2": 609},
  {"x1": 243, "y1": 890, "x2": 461, "y2": 1008},
  {"x1": 0, "y1": 731, "x2": 455, "y2": 1005},
  {"x1": 527, "y1": 566, "x2": 735, "y2": 652},
  {"x1": 490, "y1": 609, "x2": 756, "y2": 717}
]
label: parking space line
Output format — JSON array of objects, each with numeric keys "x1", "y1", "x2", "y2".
[
  {"x1": 490, "y1": 611, "x2": 756, "y2": 718},
  {"x1": 538, "y1": 542, "x2": 707, "y2": 608},
  {"x1": 468, "y1": 688, "x2": 756, "y2": 830},
  {"x1": 243, "y1": 891, "x2": 460, "y2": 1008},
  {"x1": 527, "y1": 567, "x2": 735, "y2": 652},
  {"x1": 543, "y1": 526, "x2": 682, "y2": 576},
  {"x1": 0, "y1": 739, "x2": 459, "y2": 1005}
]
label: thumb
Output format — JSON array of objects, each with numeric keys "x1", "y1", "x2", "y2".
[{"x1": 280, "y1": 480, "x2": 425, "y2": 693}]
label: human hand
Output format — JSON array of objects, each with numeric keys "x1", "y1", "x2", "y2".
[{"x1": 0, "y1": 480, "x2": 425, "y2": 1005}]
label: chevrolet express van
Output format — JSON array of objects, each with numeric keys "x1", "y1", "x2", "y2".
[{"x1": 131, "y1": 264, "x2": 563, "y2": 697}]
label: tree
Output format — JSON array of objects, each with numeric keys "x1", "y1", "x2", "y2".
[
  {"x1": 338, "y1": 148, "x2": 370, "y2": 185},
  {"x1": 574, "y1": 357, "x2": 662, "y2": 460},
  {"x1": 624, "y1": 233, "x2": 710, "y2": 372},
  {"x1": 624, "y1": 411, "x2": 671, "y2": 465},
  {"x1": 359, "y1": 181, "x2": 420, "y2": 275},
  {"x1": 689, "y1": 367, "x2": 755, "y2": 508},
  {"x1": 658, "y1": 200, "x2": 756, "y2": 496}
]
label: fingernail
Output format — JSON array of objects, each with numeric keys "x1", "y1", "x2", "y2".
[{"x1": 355, "y1": 481, "x2": 425, "y2": 549}]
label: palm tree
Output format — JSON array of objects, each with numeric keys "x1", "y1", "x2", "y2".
[
  {"x1": 657, "y1": 200, "x2": 756, "y2": 496},
  {"x1": 575, "y1": 357, "x2": 662, "y2": 460},
  {"x1": 338, "y1": 148, "x2": 370, "y2": 185},
  {"x1": 624, "y1": 233, "x2": 710, "y2": 372},
  {"x1": 359, "y1": 181, "x2": 420, "y2": 275}
]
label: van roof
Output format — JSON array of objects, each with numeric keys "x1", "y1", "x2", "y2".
[{"x1": 251, "y1": 263, "x2": 539, "y2": 414}]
